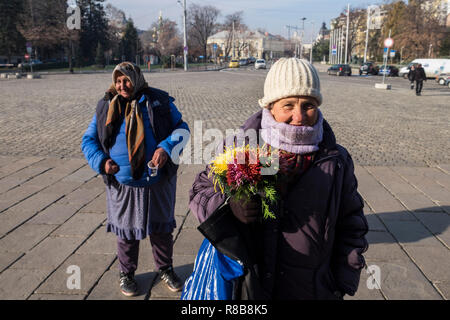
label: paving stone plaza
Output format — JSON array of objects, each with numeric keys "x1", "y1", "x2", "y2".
[{"x1": 0, "y1": 65, "x2": 449, "y2": 300}]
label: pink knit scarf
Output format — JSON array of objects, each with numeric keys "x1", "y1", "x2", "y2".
[{"x1": 260, "y1": 108, "x2": 323, "y2": 155}]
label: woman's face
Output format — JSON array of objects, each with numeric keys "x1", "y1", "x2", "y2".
[
  {"x1": 270, "y1": 96, "x2": 319, "y2": 126},
  {"x1": 115, "y1": 74, "x2": 134, "y2": 99}
]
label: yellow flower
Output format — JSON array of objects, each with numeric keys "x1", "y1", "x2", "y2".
[{"x1": 210, "y1": 152, "x2": 228, "y2": 176}]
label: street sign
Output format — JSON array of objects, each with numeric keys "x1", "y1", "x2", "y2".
[
  {"x1": 390, "y1": 50, "x2": 396, "y2": 58},
  {"x1": 384, "y1": 47, "x2": 388, "y2": 53},
  {"x1": 332, "y1": 49, "x2": 337, "y2": 55},
  {"x1": 184, "y1": 46, "x2": 188, "y2": 53},
  {"x1": 384, "y1": 38, "x2": 394, "y2": 48},
  {"x1": 213, "y1": 44, "x2": 218, "y2": 50}
]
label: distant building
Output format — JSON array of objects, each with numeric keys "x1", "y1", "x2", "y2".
[
  {"x1": 207, "y1": 30, "x2": 288, "y2": 60},
  {"x1": 317, "y1": 23, "x2": 331, "y2": 42},
  {"x1": 423, "y1": 0, "x2": 450, "y2": 26}
]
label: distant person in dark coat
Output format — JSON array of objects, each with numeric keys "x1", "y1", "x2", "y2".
[
  {"x1": 413, "y1": 64, "x2": 427, "y2": 96},
  {"x1": 407, "y1": 65, "x2": 415, "y2": 90}
]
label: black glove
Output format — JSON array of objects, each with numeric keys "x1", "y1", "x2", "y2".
[{"x1": 229, "y1": 194, "x2": 261, "y2": 224}]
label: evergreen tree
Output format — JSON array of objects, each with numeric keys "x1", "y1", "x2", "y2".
[
  {"x1": 313, "y1": 39, "x2": 330, "y2": 62},
  {"x1": 439, "y1": 35, "x2": 450, "y2": 57},
  {"x1": 120, "y1": 19, "x2": 140, "y2": 62},
  {"x1": 0, "y1": 0, "x2": 26, "y2": 62},
  {"x1": 76, "y1": 0, "x2": 109, "y2": 64},
  {"x1": 95, "y1": 42, "x2": 105, "y2": 67}
]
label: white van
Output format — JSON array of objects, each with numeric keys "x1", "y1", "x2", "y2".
[{"x1": 399, "y1": 59, "x2": 450, "y2": 79}]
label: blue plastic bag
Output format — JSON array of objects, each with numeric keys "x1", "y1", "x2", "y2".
[{"x1": 181, "y1": 238, "x2": 244, "y2": 300}]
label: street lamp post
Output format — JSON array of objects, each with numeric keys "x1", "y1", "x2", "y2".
[
  {"x1": 344, "y1": 3, "x2": 350, "y2": 64},
  {"x1": 309, "y1": 21, "x2": 314, "y2": 64},
  {"x1": 178, "y1": 0, "x2": 188, "y2": 71},
  {"x1": 300, "y1": 17, "x2": 306, "y2": 59},
  {"x1": 364, "y1": 6, "x2": 371, "y2": 63}
]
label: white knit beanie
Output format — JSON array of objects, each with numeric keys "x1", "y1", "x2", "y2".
[{"x1": 258, "y1": 58, "x2": 322, "y2": 108}]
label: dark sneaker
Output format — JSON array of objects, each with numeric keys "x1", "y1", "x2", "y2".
[
  {"x1": 159, "y1": 266, "x2": 183, "y2": 292},
  {"x1": 119, "y1": 271, "x2": 138, "y2": 297}
]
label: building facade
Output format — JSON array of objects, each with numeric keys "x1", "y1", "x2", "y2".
[{"x1": 207, "y1": 30, "x2": 288, "y2": 60}]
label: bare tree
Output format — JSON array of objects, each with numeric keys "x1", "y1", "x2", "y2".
[
  {"x1": 19, "y1": 0, "x2": 80, "y2": 65},
  {"x1": 153, "y1": 18, "x2": 182, "y2": 58},
  {"x1": 334, "y1": 6, "x2": 366, "y2": 63},
  {"x1": 382, "y1": 0, "x2": 445, "y2": 60},
  {"x1": 219, "y1": 11, "x2": 247, "y2": 60},
  {"x1": 187, "y1": 3, "x2": 220, "y2": 60}
]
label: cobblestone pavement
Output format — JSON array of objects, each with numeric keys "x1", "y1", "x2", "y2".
[
  {"x1": 0, "y1": 66, "x2": 449, "y2": 300},
  {"x1": 1, "y1": 66, "x2": 449, "y2": 165}
]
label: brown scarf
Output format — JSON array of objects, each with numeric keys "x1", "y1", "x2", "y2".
[{"x1": 104, "y1": 62, "x2": 149, "y2": 180}]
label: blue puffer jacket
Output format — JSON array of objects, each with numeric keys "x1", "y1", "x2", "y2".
[{"x1": 81, "y1": 94, "x2": 189, "y2": 187}]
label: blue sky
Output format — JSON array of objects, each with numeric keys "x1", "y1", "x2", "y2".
[{"x1": 106, "y1": 0, "x2": 379, "y2": 39}]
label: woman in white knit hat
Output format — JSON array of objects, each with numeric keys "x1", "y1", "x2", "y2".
[{"x1": 185, "y1": 58, "x2": 368, "y2": 300}]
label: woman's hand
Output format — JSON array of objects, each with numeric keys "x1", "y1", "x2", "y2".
[
  {"x1": 229, "y1": 194, "x2": 261, "y2": 224},
  {"x1": 104, "y1": 159, "x2": 120, "y2": 175},
  {"x1": 151, "y1": 148, "x2": 169, "y2": 168}
]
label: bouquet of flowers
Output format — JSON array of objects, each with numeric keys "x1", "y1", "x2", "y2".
[{"x1": 208, "y1": 144, "x2": 280, "y2": 220}]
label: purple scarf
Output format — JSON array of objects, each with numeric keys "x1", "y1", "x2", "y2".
[{"x1": 260, "y1": 108, "x2": 323, "y2": 154}]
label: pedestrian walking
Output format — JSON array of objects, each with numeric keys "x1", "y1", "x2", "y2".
[
  {"x1": 407, "y1": 65, "x2": 415, "y2": 90},
  {"x1": 81, "y1": 62, "x2": 189, "y2": 297},
  {"x1": 184, "y1": 58, "x2": 369, "y2": 300},
  {"x1": 413, "y1": 63, "x2": 427, "y2": 96}
]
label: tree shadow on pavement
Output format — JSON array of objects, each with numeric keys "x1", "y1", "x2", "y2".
[{"x1": 367, "y1": 206, "x2": 450, "y2": 245}]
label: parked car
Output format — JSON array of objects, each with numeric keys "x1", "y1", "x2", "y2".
[
  {"x1": 435, "y1": 73, "x2": 449, "y2": 85},
  {"x1": 439, "y1": 75, "x2": 450, "y2": 86},
  {"x1": 359, "y1": 62, "x2": 379, "y2": 75},
  {"x1": 445, "y1": 78, "x2": 450, "y2": 89},
  {"x1": 228, "y1": 59, "x2": 239, "y2": 68},
  {"x1": 21, "y1": 59, "x2": 43, "y2": 66},
  {"x1": 399, "y1": 63, "x2": 418, "y2": 79},
  {"x1": 255, "y1": 59, "x2": 266, "y2": 70},
  {"x1": 248, "y1": 57, "x2": 256, "y2": 64},
  {"x1": 239, "y1": 58, "x2": 248, "y2": 66},
  {"x1": 378, "y1": 65, "x2": 399, "y2": 77},
  {"x1": 327, "y1": 64, "x2": 352, "y2": 76}
]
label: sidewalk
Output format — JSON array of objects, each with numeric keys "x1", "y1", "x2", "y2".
[{"x1": 0, "y1": 156, "x2": 448, "y2": 300}]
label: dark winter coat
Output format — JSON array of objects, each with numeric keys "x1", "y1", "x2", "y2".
[
  {"x1": 189, "y1": 110, "x2": 369, "y2": 300},
  {"x1": 413, "y1": 67, "x2": 427, "y2": 82},
  {"x1": 407, "y1": 68, "x2": 415, "y2": 81},
  {"x1": 82, "y1": 87, "x2": 188, "y2": 187}
]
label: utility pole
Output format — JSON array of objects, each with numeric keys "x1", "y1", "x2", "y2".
[
  {"x1": 328, "y1": 28, "x2": 332, "y2": 64},
  {"x1": 178, "y1": 0, "x2": 188, "y2": 71},
  {"x1": 338, "y1": 28, "x2": 342, "y2": 63},
  {"x1": 300, "y1": 17, "x2": 306, "y2": 59},
  {"x1": 345, "y1": 3, "x2": 350, "y2": 64},
  {"x1": 286, "y1": 25, "x2": 300, "y2": 57},
  {"x1": 364, "y1": 6, "x2": 371, "y2": 63},
  {"x1": 309, "y1": 21, "x2": 314, "y2": 63},
  {"x1": 232, "y1": 20, "x2": 235, "y2": 59},
  {"x1": 382, "y1": 29, "x2": 391, "y2": 85}
]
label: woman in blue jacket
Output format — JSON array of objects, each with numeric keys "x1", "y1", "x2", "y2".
[{"x1": 81, "y1": 62, "x2": 190, "y2": 296}]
